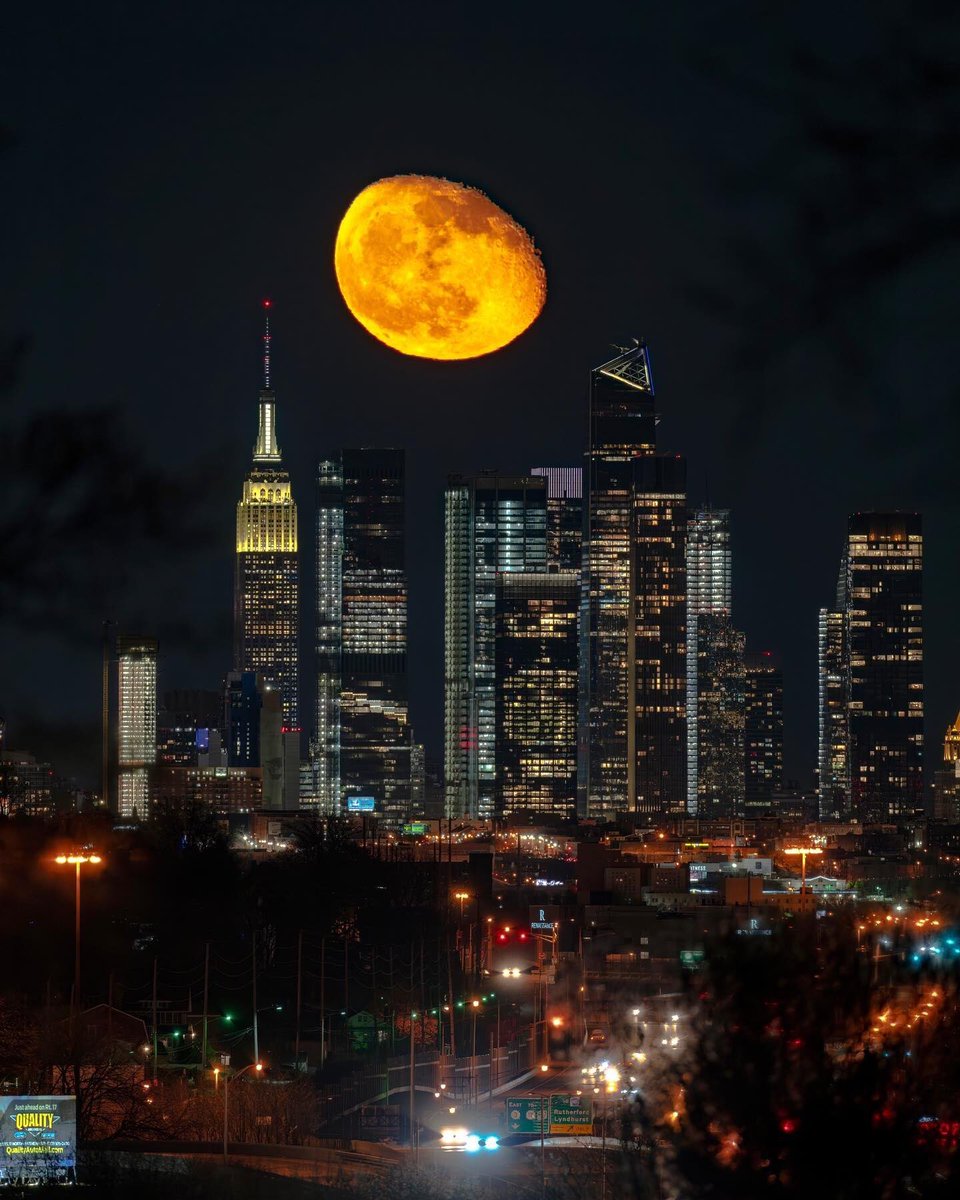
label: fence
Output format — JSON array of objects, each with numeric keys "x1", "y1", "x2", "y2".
[{"x1": 316, "y1": 1031, "x2": 533, "y2": 1132}]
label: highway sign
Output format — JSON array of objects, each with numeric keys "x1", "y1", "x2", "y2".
[
  {"x1": 549, "y1": 1094, "x2": 593, "y2": 1135},
  {"x1": 504, "y1": 1097, "x2": 547, "y2": 1134},
  {"x1": 504, "y1": 1095, "x2": 594, "y2": 1136}
]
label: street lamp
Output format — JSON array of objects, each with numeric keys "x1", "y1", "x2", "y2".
[
  {"x1": 54, "y1": 852, "x2": 103, "y2": 1019},
  {"x1": 783, "y1": 847, "x2": 823, "y2": 896},
  {"x1": 54, "y1": 851, "x2": 102, "y2": 1133},
  {"x1": 252, "y1": 1003, "x2": 283, "y2": 1066},
  {"x1": 223, "y1": 1062, "x2": 263, "y2": 1159}
]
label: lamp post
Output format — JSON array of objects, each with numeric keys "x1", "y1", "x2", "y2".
[
  {"x1": 783, "y1": 847, "x2": 823, "y2": 897},
  {"x1": 55, "y1": 851, "x2": 102, "y2": 1135},
  {"x1": 252, "y1": 1003, "x2": 282, "y2": 1068},
  {"x1": 223, "y1": 1061, "x2": 262, "y2": 1160},
  {"x1": 471, "y1": 999, "x2": 480, "y2": 1105},
  {"x1": 454, "y1": 892, "x2": 470, "y2": 970}
]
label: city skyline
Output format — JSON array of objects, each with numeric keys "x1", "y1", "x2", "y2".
[{"x1": 5, "y1": 4, "x2": 959, "y2": 805}]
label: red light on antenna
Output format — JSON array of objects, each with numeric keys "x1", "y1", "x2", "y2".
[{"x1": 263, "y1": 298, "x2": 272, "y2": 308}]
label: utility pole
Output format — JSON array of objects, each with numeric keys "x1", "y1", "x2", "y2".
[
  {"x1": 252, "y1": 930, "x2": 259, "y2": 1065},
  {"x1": 320, "y1": 937, "x2": 326, "y2": 1064},
  {"x1": 294, "y1": 929, "x2": 303, "y2": 1070},
  {"x1": 201, "y1": 943, "x2": 210, "y2": 1077},
  {"x1": 446, "y1": 941, "x2": 456, "y2": 1058},
  {"x1": 409, "y1": 1006, "x2": 417, "y2": 1160},
  {"x1": 151, "y1": 958, "x2": 158, "y2": 1077}
]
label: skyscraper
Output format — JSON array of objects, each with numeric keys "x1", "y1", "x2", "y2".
[
  {"x1": 932, "y1": 712, "x2": 960, "y2": 823},
  {"x1": 116, "y1": 634, "x2": 157, "y2": 820},
  {"x1": 744, "y1": 651, "x2": 784, "y2": 812},
  {"x1": 817, "y1": 570, "x2": 849, "y2": 820},
  {"x1": 685, "y1": 508, "x2": 733, "y2": 815},
  {"x1": 846, "y1": 513, "x2": 924, "y2": 822},
  {"x1": 631, "y1": 456, "x2": 688, "y2": 820},
  {"x1": 582, "y1": 343, "x2": 687, "y2": 820},
  {"x1": 444, "y1": 473, "x2": 547, "y2": 819},
  {"x1": 529, "y1": 467, "x2": 583, "y2": 571},
  {"x1": 690, "y1": 614, "x2": 745, "y2": 819},
  {"x1": 234, "y1": 302, "x2": 299, "y2": 732},
  {"x1": 311, "y1": 449, "x2": 411, "y2": 823},
  {"x1": 495, "y1": 572, "x2": 579, "y2": 821},
  {"x1": 819, "y1": 514, "x2": 924, "y2": 823},
  {"x1": 233, "y1": 303, "x2": 299, "y2": 806}
]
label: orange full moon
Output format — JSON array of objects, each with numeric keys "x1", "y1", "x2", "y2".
[{"x1": 334, "y1": 175, "x2": 546, "y2": 360}]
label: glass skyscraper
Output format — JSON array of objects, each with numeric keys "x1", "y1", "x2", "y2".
[
  {"x1": 116, "y1": 634, "x2": 157, "y2": 820},
  {"x1": 582, "y1": 343, "x2": 687, "y2": 820},
  {"x1": 529, "y1": 467, "x2": 583, "y2": 571},
  {"x1": 818, "y1": 513, "x2": 924, "y2": 823},
  {"x1": 495, "y1": 572, "x2": 579, "y2": 821},
  {"x1": 631, "y1": 456, "x2": 688, "y2": 820},
  {"x1": 817, "y1": 564, "x2": 849, "y2": 820},
  {"x1": 685, "y1": 508, "x2": 733, "y2": 815},
  {"x1": 444, "y1": 473, "x2": 547, "y2": 819},
  {"x1": 846, "y1": 513, "x2": 924, "y2": 822},
  {"x1": 743, "y1": 651, "x2": 783, "y2": 813},
  {"x1": 311, "y1": 449, "x2": 411, "y2": 824}
]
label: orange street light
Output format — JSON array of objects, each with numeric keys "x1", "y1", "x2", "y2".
[
  {"x1": 783, "y1": 847, "x2": 823, "y2": 895},
  {"x1": 54, "y1": 849, "x2": 103, "y2": 1136}
]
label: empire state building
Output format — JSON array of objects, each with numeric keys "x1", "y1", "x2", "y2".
[{"x1": 234, "y1": 302, "x2": 299, "y2": 732}]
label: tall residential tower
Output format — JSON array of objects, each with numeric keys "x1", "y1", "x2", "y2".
[{"x1": 444, "y1": 473, "x2": 547, "y2": 818}]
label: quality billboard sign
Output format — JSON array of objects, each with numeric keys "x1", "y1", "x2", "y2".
[{"x1": 0, "y1": 1096, "x2": 76, "y2": 1182}]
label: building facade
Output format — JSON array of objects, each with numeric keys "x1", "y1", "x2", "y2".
[
  {"x1": 846, "y1": 513, "x2": 924, "y2": 822},
  {"x1": 743, "y1": 651, "x2": 783, "y2": 813},
  {"x1": 310, "y1": 449, "x2": 411, "y2": 823},
  {"x1": 819, "y1": 514, "x2": 924, "y2": 823},
  {"x1": 495, "y1": 571, "x2": 579, "y2": 820},
  {"x1": 116, "y1": 634, "x2": 157, "y2": 820},
  {"x1": 631, "y1": 456, "x2": 688, "y2": 820},
  {"x1": 581, "y1": 343, "x2": 660, "y2": 819},
  {"x1": 582, "y1": 345, "x2": 690, "y2": 821},
  {"x1": 529, "y1": 467, "x2": 583, "y2": 571},
  {"x1": 685, "y1": 508, "x2": 733, "y2": 816},
  {"x1": 817, "y1": 588, "x2": 849, "y2": 821},
  {"x1": 444, "y1": 473, "x2": 547, "y2": 818}
]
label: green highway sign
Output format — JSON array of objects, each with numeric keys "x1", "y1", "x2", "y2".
[
  {"x1": 549, "y1": 1093, "x2": 593, "y2": 1135},
  {"x1": 680, "y1": 949, "x2": 705, "y2": 968},
  {"x1": 504, "y1": 1097, "x2": 547, "y2": 1134},
  {"x1": 402, "y1": 822, "x2": 428, "y2": 835},
  {"x1": 504, "y1": 1095, "x2": 594, "y2": 1137}
]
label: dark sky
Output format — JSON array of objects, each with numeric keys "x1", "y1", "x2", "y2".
[{"x1": 4, "y1": 0, "x2": 959, "y2": 790}]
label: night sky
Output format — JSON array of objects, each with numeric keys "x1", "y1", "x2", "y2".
[{"x1": 4, "y1": 1, "x2": 959, "y2": 790}]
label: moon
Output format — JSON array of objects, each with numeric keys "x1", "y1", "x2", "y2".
[{"x1": 334, "y1": 175, "x2": 546, "y2": 360}]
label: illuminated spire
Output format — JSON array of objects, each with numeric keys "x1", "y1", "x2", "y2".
[
  {"x1": 253, "y1": 299, "x2": 281, "y2": 463},
  {"x1": 263, "y1": 298, "x2": 272, "y2": 391},
  {"x1": 597, "y1": 340, "x2": 654, "y2": 393}
]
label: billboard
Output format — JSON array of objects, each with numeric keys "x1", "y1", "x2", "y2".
[
  {"x1": 0, "y1": 1096, "x2": 76, "y2": 1182},
  {"x1": 347, "y1": 796, "x2": 376, "y2": 813}
]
